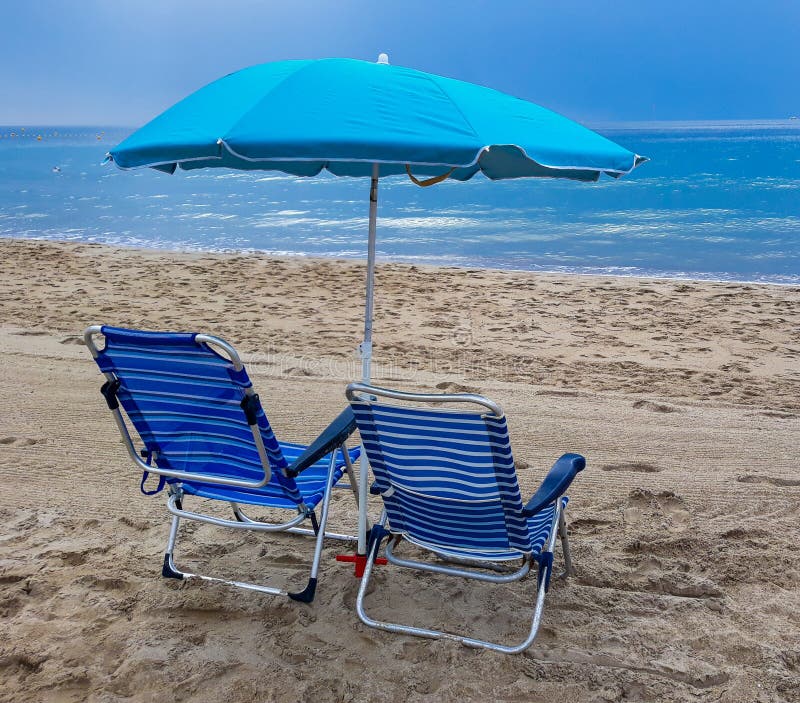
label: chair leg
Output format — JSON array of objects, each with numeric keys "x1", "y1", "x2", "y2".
[
  {"x1": 356, "y1": 502, "x2": 563, "y2": 654},
  {"x1": 162, "y1": 514, "x2": 185, "y2": 579},
  {"x1": 288, "y1": 448, "x2": 340, "y2": 602},
  {"x1": 355, "y1": 509, "x2": 388, "y2": 620}
]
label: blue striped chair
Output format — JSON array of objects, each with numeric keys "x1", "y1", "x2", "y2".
[
  {"x1": 346, "y1": 382, "x2": 585, "y2": 653},
  {"x1": 85, "y1": 325, "x2": 360, "y2": 602}
]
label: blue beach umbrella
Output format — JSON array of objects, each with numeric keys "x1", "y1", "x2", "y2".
[{"x1": 109, "y1": 55, "x2": 647, "y2": 559}]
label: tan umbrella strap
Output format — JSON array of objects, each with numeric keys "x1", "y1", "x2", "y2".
[{"x1": 405, "y1": 164, "x2": 456, "y2": 187}]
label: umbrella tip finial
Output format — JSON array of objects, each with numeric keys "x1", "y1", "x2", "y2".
[{"x1": 376, "y1": 52, "x2": 390, "y2": 65}]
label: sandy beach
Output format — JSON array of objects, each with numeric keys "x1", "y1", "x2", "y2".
[{"x1": 1, "y1": 237, "x2": 798, "y2": 702}]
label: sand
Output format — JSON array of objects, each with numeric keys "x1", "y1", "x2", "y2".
[{"x1": 0, "y1": 238, "x2": 798, "y2": 702}]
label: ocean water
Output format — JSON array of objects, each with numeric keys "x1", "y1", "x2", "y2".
[{"x1": 1, "y1": 121, "x2": 798, "y2": 284}]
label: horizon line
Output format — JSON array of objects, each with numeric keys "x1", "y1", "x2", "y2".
[{"x1": 1, "y1": 117, "x2": 798, "y2": 131}]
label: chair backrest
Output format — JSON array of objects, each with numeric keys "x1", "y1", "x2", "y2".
[
  {"x1": 347, "y1": 384, "x2": 533, "y2": 554},
  {"x1": 87, "y1": 325, "x2": 301, "y2": 502}
]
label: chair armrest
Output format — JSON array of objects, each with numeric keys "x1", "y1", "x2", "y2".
[
  {"x1": 521, "y1": 453, "x2": 586, "y2": 517},
  {"x1": 286, "y1": 407, "x2": 358, "y2": 477}
]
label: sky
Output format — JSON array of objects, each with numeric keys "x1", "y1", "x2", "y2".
[{"x1": 1, "y1": 1, "x2": 798, "y2": 126}]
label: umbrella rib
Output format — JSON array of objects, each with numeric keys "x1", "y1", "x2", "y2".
[
  {"x1": 220, "y1": 60, "x2": 320, "y2": 144},
  {"x1": 426, "y1": 75, "x2": 483, "y2": 143}
]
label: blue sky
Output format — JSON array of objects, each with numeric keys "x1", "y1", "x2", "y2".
[{"x1": 2, "y1": 1, "x2": 798, "y2": 125}]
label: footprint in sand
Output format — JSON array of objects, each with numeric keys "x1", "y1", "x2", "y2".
[
  {"x1": 74, "y1": 574, "x2": 129, "y2": 591},
  {"x1": 282, "y1": 367, "x2": 316, "y2": 377},
  {"x1": 720, "y1": 527, "x2": 769, "y2": 540},
  {"x1": 623, "y1": 488, "x2": 690, "y2": 529},
  {"x1": 117, "y1": 515, "x2": 151, "y2": 531},
  {"x1": 569, "y1": 517, "x2": 615, "y2": 533},
  {"x1": 0, "y1": 574, "x2": 31, "y2": 588},
  {"x1": 632, "y1": 399, "x2": 681, "y2": 413},
  {"x1": 0, "y1": 437, "x2": 43, "y2": 447},
  {"x1": 537, "y1": 389, "x2": 580, "y2": 398},
  {"x1": 0, "y1": 654, "x2": 46, "y2": 678},
  {"x1": 736, "y1": 474, "x2": 800, "y2": 488},
  {"x1": 601, "y1": 462, "x2": 663, "y2": 473},
  {"x1": 60, "y1": 336, "x2": 86, "y2": 345},
  {"x1": 434, "y1": 381, "x2": 477, "y2": 393}
]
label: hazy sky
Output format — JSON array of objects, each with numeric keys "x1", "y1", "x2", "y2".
[{"x1": 2, "y1": 1, "x2": 798, "y2": 126}]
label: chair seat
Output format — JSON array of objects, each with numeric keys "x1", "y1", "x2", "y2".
[
  {"x1": 180, "y1": 442, "x2": 359, "y2": 510},
  {"x1": 396, "y1": 498, "x2": 566, "y2": 562}
]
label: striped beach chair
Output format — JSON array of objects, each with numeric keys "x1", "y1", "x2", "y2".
[
  {"x1": 85, "y1": 325, "x2": 360, "y2": 602},
  {"x1": 346, "y1": 382, "x2": 585, "y2": 653}
]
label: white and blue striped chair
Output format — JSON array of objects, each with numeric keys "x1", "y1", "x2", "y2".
[
  {"x1": 85, "y1": 325, "x2": 361, "y2": 602},
  {"x1": 347, "y1": 382, "x2": 585, "y2": 653}
]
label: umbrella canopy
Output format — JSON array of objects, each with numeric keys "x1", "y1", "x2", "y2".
[
  {"x1": 109, "y1": 57, "x2": 645, "y2": 181},
  {"x1": 108, "y1": 55, "x2": 647, "y2": 563}
]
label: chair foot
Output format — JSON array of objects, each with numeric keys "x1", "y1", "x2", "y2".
[
  {"x1": 162, "y1": 553, "x2": 184, "y2": 580},
  {"x1": 288, "y1": 577, "x2": 317, "y2": 603}
]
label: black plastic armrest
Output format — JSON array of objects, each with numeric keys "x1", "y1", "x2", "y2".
[
  {"x1": 521, "y1": 453, "x2": 586, "y2": 517},
  {"x1": 286, "y1": 407, "x2": 358, "y2": 478}
]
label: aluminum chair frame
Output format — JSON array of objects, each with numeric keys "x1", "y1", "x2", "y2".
[
  {"x1": 161, "y1": 448, "x2": 351, "y2": 599},
  {"x1": 85, "y1": 325, "x2": 359, "y2": 602},
  {"x1": 347, "y1": 382, "x2": 579, "y2": 653}
]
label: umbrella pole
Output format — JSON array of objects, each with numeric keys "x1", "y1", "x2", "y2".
[
  {"x1": 337, "y1": 164, "x2": 387, "y2": 576},
  {"x1": 361, "y1": 163, "x2": 379, "y2": 384},
  {"x1": 357, "y1": 163, "x2": 379, "y2": 561}
]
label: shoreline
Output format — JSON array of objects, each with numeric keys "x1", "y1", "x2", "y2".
[{"x1": 3, "y1": 235, "x2": 799, "y2": 288}]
